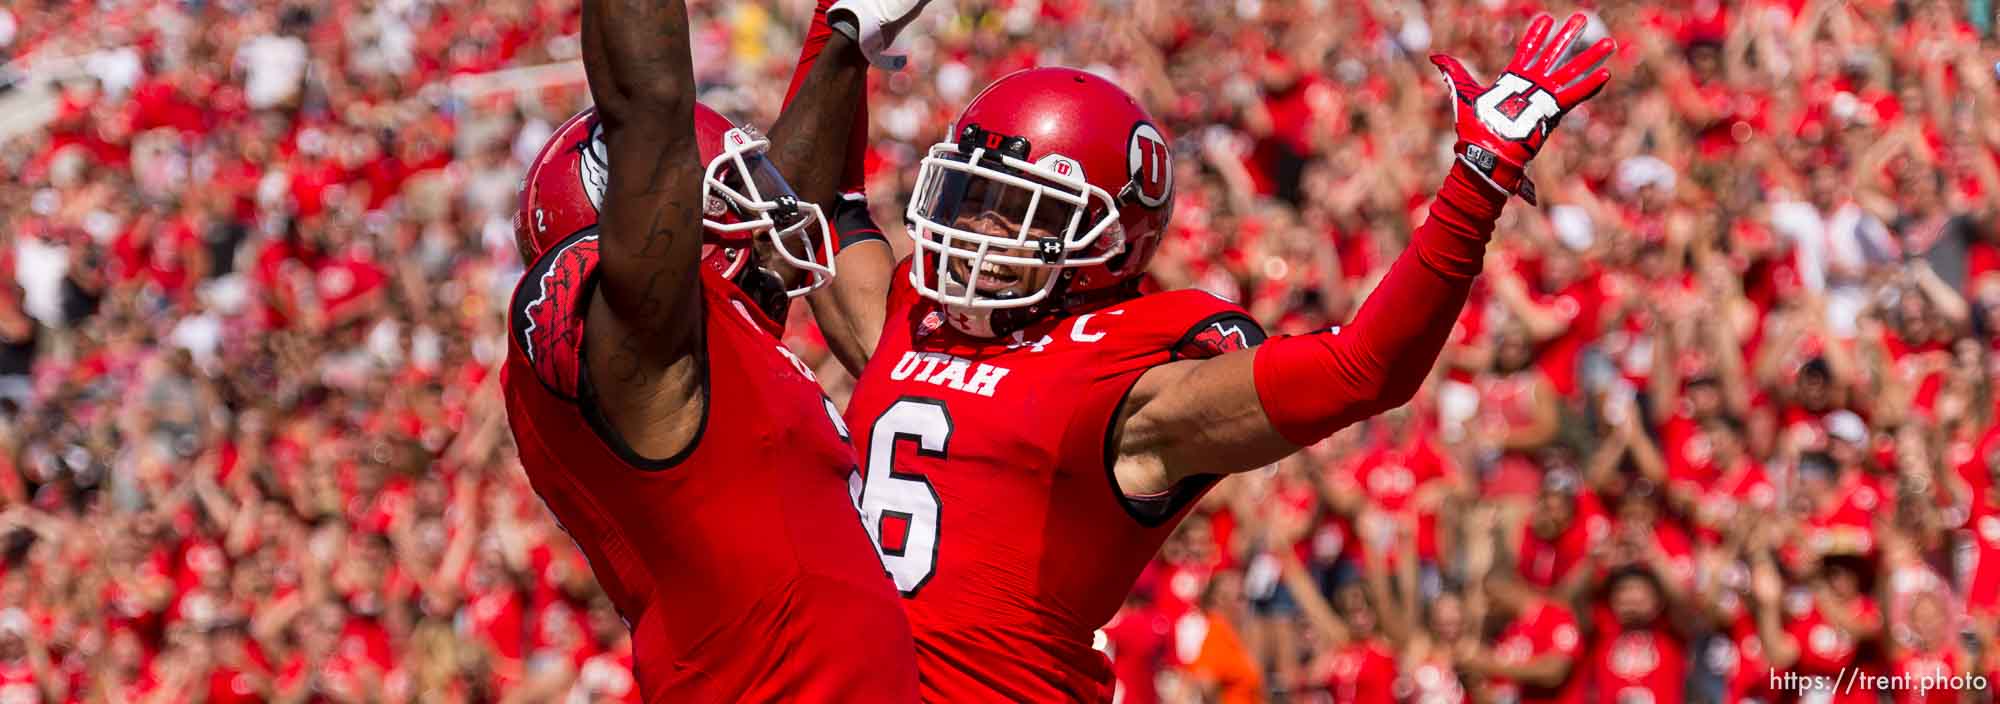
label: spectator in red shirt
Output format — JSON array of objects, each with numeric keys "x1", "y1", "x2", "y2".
[
  {"x1": 203, "y1": 622, "x2": 272, "y2": 704},
  {"x1": 1586, "y1": 482, "x2": 1695, "y2": 599},
  {"x1": 1458, "y1": 568, "x2": 1585, "y2": 704},
  {"x1": 1688, "y1": 416, "x2": 1779, "y2": 545},
  {"x1": 1883, "y1": 588, "x2": 1973, "y2": 704},
  {"x1": 1962, "y1": 466, "x2": 2000, "y2": 617},
  {"x1": 1280, "y1": 543, "x2": 1399, "y2": 704},
  {"x1": 1488, "y1": 247, "x2": 1606, "y2": 399},
  {"x1": 1473, "y1": 324, "x2": 1564, "y2": 505},
  {"x1": 1402, "y1": 588, "x2": 1472, "y2": 704},
  {"x1": 1103, "y1": 586, "x2": 1172, "y2": 704},
  {"x1": 1517, "y1": 469, "x2": 1610, "y2": 594},
  {"x1": 1656, "y1": 375, "x2": 1734, "y2": 493},
  {"x1": 1240, "y1": 49, "x2": 1334, "y2": 206},
  {"x1": 0, "y1": 607, "x2": 66, "y2": 704},
  {"x1": 1588, "y1": 565, "x2": 1690, "y2": 704},
  {"x1": 1753, "y1": 547, "x2": 1886, "y2": 704},
  {"x1": 1333, "y1": 409, "x2": 1464, "y2": 571},
  {"x1": 1802, "y1": 412, "x2": 1895, "y2": 555}
]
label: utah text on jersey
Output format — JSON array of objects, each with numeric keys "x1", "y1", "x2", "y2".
[
  {"x1": 886, "y1": 352, "x2": 1011, "y2": 398},
  {"x1": 884, "y1": 307, "x2": 1161, "y2": 398}
]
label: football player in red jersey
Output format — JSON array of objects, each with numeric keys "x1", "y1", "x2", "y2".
[
  {"x1": 499, "y1": 0, "x2": 931, "y2": 700},
  {"x1": 776, "y1": 11, "x2": 1618, "y2": 701}
]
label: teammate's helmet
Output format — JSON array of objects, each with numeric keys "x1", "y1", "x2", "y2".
[
  {"x1": 514, "y1": 106, "x2": 834, "y2": 296},
  {"x1": 906, "y1": 67, "x2": 1174, "y2": 334}
]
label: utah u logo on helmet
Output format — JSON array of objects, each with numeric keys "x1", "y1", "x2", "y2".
[{"x1": 1126, "y1": 123, "x2": 1172, "y2": 208}]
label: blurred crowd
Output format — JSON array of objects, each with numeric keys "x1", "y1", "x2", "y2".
[{"x1": 2, "y1": 0, "x2": 1999, "y2": 702}]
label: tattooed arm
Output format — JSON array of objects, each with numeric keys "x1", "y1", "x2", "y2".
[
  {"x1": 766, "y1": 8, "x2": 883, "y2": 374},
  {"x1": 767, "y1": 0, "x2": 934, "y2": 374},
  {"x1": 579, "y1": 0, "x2": 709, "y2": 459}
]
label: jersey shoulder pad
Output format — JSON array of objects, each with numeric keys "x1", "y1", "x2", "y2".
[
  {"x1": 1110, "y1": 288, "x2": 1266, "y2": 361},
  {"x1": 510, "y1": 230, "x2": 600, "y2": 399}
]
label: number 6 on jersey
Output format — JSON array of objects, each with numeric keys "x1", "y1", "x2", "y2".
[{"x1": 856, "y1": 398, "x2": 948, "y2": 595}]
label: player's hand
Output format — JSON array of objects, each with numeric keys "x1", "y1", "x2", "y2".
[
  {"x1": 828, "y1": 0, "x2": 934, "y2": 71},
  {"x1": 1431, "y1": 13, "x2": 1615, "y2": 204}
]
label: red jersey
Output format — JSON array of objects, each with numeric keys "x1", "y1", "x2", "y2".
[
  {"x1": 1950, "y1": 426, "x2": 1998, "y2": 510},
  {"x1": 574, "y1": 646, "x2": 643, "y2": 704},
  {"x1": 1475, "y1": 370, "x2": 1555, "y2": 499},
  {"x1": 1659, "y1": 412, "x2": 1712, "y2": 492},
  {"x1": 1588, "y1": 618, "x2": 1685, "y2": 704},
  {"x1": 0, "y1": 661, "x2": 40, "y2": 704},
  {"x1": 1963, "y1": 513, "x2": 2000, "y2": 615},
  {"x1": 1710, "y1": 591, "x2": 1776, "y2": 704},
  {"x1": 1531, "y1": 273, "x2": 1608, "y2": 397},
  {"x1": 1320, "y1": 638, "x2": 1398, "y2": 704},
  {"x1": 1488, "y1": 600, "x2": 1585, "y2": 704},
  {"x1": 1890, "y1": 648, "x2": 1966, "y2": 704},
  {"x1": 844, "y1": 266, "x2": 1265, "y2": 701},
  {"x1": 1781, "y1": 589, "x2": 1881, "y2": 704},
  {"x1": 1404, "y1": 653, "x2": 1466, "y2": 704},
  {"x1": 502, "y1": 231, "x2": 918, "y2": 703},
  {"x1": 1102, "y1": 604, "x2": 1172, "y2": 704},
  {"x1": 1881, "y1": 329, "x2": 1950, "y2": 419},
  {"x1": 1517, "y1": 492, "x2": 1611, "y2": 589},
  {"x1": 1337, "y1": 435, "x2": 1452, "y2": 563},
  {"x1": 1696, "y1": 459, "x2": 1778, "y2": 545},
  {"x1": 1269, "y1": 472, "x2": 1323, "y2": 564},
  {"x1": 464, "y1": 585, "x2": 524, "y2": 666},
  {"x1": 1805, "y1": 471, "x2": 1892, "y2": 556},
  {"x1": 1155, "y1": 558, "x2": 1219, "y2": 626}
]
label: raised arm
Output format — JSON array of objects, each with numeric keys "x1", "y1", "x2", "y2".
[
  {"x1": 1647, "y1": 304, "x2": 1681, "y2": 425},
  {"x1": 1908, "y1": 260, "x2": 1972, "y2": 329},
  {"x1": 578, "y1": 0, "x2": 708, "y2": 456},
  {"x1": 1276, "y1": 546, "x2": 1352, "y2": 649},
  {"x1": 1488, "y1": 265, "x2": 1576, "y2": 343},
  {"x1": 766, "y1": 0, "x2": 931, "y2": 374},
  {"x1": 581, "y1": 0, "x2": 703, "y2": 373},
  {"x1": 1114, "y1": 15, "x2": 1614, "y2": 495}
]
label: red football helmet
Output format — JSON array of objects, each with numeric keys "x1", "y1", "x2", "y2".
[
  {"x1": 514, "y1": 105, "x2": 834, "y2": 296},
  {"x1": 906, "y1": 67, "x2": 1174, "y2": 335}
]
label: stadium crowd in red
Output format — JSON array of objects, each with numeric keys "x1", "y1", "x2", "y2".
[{"x1": 1, "y1": 0, "x2": 1998, "y2": 702}]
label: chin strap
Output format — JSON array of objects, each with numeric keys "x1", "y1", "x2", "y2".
[{"x1": 734, "y1": 265, "x2": 792, "y2": 327}]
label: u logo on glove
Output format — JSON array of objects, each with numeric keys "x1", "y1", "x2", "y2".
[
  {"x1": 1430, "y1": 12, "x2": 1617, "y2": 203},
  {"x1": 1474, "y1": 74, "x2": 1562, "y2": 142}
]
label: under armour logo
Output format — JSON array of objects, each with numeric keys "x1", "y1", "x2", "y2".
[
  {"x1": 1035, "y1": 237, "x2": 1063, "y2": 264},
  {"x1": 1464, "y1": 144, "x2": 1497, "y2": 170},
  {"x1": 1007, "y1": 330, "x2": 1054, "y2": 352}
]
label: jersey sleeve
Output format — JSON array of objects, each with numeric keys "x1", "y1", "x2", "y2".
[
  {"x1": 1169, "y1": 307, "x2": 1266, "y2": 360},
  {"x1": 1543, "y1": 606, "x2": 1583, "y2": 658},
  {"x1": 1067, "y1": 289, "x2": 1268, "y2": 526},
  {"x1": 508, "y1": 230, "x2": 732, "y2": 470},
  {"x1": 509, "y1": 231, "x2": 602, "y2": 400}
]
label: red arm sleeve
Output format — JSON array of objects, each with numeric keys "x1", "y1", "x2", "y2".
[{"x1": 1252, "y1": 161, "x2": 1508, "y2": 446}]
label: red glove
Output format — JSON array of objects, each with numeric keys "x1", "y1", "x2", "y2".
[{"x1": 1432, "y1": 13, "x2": 1615, "y2": 204}]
